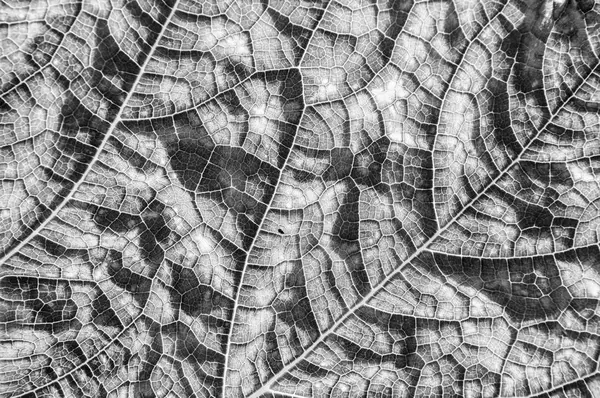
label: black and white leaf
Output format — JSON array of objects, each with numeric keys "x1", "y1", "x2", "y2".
[{"x1": 2, "y1": 0, "x2": 600, "y2": 397}]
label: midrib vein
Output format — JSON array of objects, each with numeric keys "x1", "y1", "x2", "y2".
[
  {"x1": 9, "y1": 3, "x2": 183, "y2": 396},
  {"x1": 248, "y1": 23, "x2": 600, "y2": 398},
  {"x1": 220, "y1": 1, "x2": 334, "y2": 394},
  {"x1": 0, "y1": 3, "x2": 180, "y2": 267}
]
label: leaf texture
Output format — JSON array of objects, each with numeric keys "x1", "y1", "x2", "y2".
[{"x1": 2, "y1": 0, "x2": 600, "y2": 397}]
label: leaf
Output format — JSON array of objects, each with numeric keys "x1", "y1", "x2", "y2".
[{"x1": 2, "y1": 0, "x2": 600, "y2": 396}]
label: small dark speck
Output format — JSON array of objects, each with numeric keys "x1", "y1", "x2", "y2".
[{"x1": 278, "y1": 228, "x2": 284, "y2": 234}]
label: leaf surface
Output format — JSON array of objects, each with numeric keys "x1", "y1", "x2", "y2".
[{"x1": 2, "y1": 0, "x2": 600, "y2": 397}]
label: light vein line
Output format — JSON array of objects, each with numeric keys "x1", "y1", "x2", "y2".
[
  {"x1": 249, "y1": 14, "x2": 600, "y2": 398},
  {"x1": 220, "y1": 1, "x2": 336, "y2": 395},
  {"x1": 0, "y1": 2, "x2": 180, "y2": 267}
]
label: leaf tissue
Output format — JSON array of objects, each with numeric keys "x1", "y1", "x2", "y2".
[{"x1": 2, "y1": 0, "x2": 600, "y2": 397}]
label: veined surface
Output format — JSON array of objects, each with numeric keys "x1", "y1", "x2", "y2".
[{"x1": 2, "y1": 0, "x2": 600, "y2": 397}]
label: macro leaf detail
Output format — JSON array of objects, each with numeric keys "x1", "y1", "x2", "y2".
[{"x1": 2, "y1": 0, "x2": 600, "y2": 397}]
